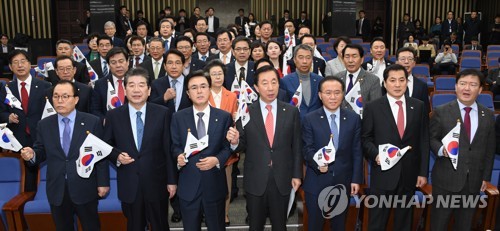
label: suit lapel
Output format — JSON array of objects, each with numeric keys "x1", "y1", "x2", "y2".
[
  {"x1": 186, "y1": 107, "x2": 199, "y2": 138},
  {"x1": 273, "y1": 101, "x2": 286, "y2": 148},
  {"x1": 27, "y1": 78, "x2": 42, "y2": 114},
  {"x1": 309, "y1": 75, "x2": 319, "y2": 107},
  {"x1": 121, "y1": 106, "x2": 138, "y2": 153},
  {"x1": 68, "y1": 112, "x2": 86, "y2": 158},
  {"x1": 402, "y1": 96, "x2": 414, "y2": 139},
  {"x1": 380, "y1": 97, "x2": 400, "y2": 139},
  {"x1": 8, "y1": 81, "x2": 21, "y2": 105},
  {"x1": 470, "y1": 104, "x2": 486, "y2": 145},
  {"x1": 338, "y1": 109, "x2": 348, "y2": 149},
  {"x1": 207, "y1": 106, "x2": 219, "y2": 138},
  {"x1": 51, "y1": 115, "x2": 66, "y2": 157},
  {"x1": 250, "y1": 103, "x2": 269, "y2": 148}
]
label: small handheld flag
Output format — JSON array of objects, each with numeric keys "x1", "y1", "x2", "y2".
[
  {"x1": 230, "y1": 77, "x2": 241, "y2": 99},
  {"x1": 240, "y1": 80, "x2": 258, "y2": 102},
  {"x1": 72, "y1": 46, "x2": 86, "y2": 62},
  {"x1": 183, "y1": 128, "x2": 209, "y2": 163},
  {"x1": 290, "y1": 81, "x2": 302, "y2": 110},
  {"x1": 85, "y1": 60, "x2": 99, "y2": 86},
  {"x1": 76, "y1": 131, "x2": 113, "y2": 178},
  {"x1": 312, "y1": 134, "x2": 336, "y2": 166},
  {"x1": 4, "y1": 86, "x2": 23, "y2": 110},
  {"x1": 442, "y1": 120, "x2": 461, "y2": 170},
  {"x1": 235, "y1": 90, "x2": 250, "y2": 127},
  {"x1": 379, "y1": 144, "x2": 411, "y2": 171},
  {"x1": 106, "y1": 81, "x2": 122, "y2": 110},
  {"x1": 0, "y1": 123, "x2": 22, "y2": 152},
  {"x1": 244, "y1": 23, "x2": 251, "y2": 38},
  {"x1": 345, "y1": 81, "x2": 363, "y2": 118},
  {"x1": 282, "y1": 45, "x2": 294, "y2": 76},
  {"x1": 34, "y1": 62, "x2": 54, "y2": 78},
  {"x1": 41, "y1": 97, "x2": 56, "y2": 120}
]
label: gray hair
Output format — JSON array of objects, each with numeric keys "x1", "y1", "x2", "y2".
[
  {"x1": 293, "y1": 44, "x2": 314, "y2": 58},
  {"x1": 104, "y1": 21, "x2": 116, "y2": 29},
  {"x1": 124, "y1": 67, "x2": 150, "y2": 87}
]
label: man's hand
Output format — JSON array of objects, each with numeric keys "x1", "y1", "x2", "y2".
[
  {"x1": 481, "y1": 181, "x2": 488, "y2": 192},
  {"x1": 318, "y1": 165, "x2": 328, "y2": 173},
  {"x1": 196, "y1": 157, "x2": 219, "y2": 171},
  {"x1": 97, "y1": 187, "x2": 110, "y2": 197},
  {"x1": 442, "y1": 148, "x2": 449, "y2": 157},
  {"x1": 351, "y1": 183, "x2": 360, "y2": 195},
  {"x1": 117, "y1": 152, "x2": 135, "y2": 165},
  {"x1": 20, "y1": 147, "x2": 34, "y2": 161},
  {"x1": 9, "y1": 113, "x2": 19, "y2": 124},
  {"x1": 375, "y1": 154, "x2": 381, "y2": 165},
  {"x1": 226, "y1": 127, "x2": 239, "y2": 145},
  {"x1": 177, "y1": 154, "x2": 187, "y2": 167},
  {"x1": 291, "y1": 178, "x2": 301, "y2": 191},
  {"x1": 163, "y1": 88, "x2": 176, "y2": 102},
  {"x1": 167, "y1": 185, "x2": 177, "y2": 199},
  {"x1": 416, "y1": 176, "x2": 427, "y2": 187}
]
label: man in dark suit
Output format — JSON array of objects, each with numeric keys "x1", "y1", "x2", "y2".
[
  {"x1": 139, "y1": 38, "x2": 165, "y2": 83},
  {"x1": 150, "y1": 49, "x2": 192, "y2": 112},
  {"x1": 206, "y1": 7, "x2": 220, "y2": 38},
  {"x1": 90, "y1": 47, "x2": 129, "y2": 119},
  {"x1": 116, "y1": 6, "x2": 132, "y2": 39},
  {"x1": 397, "y1": 13, "x2": 415, "y2": 48},
  {"x1": 172, "y1": 70, "x2": 232, "y2": 230},
  {"x1": 175, "y1": 36, "x2": 205, "y2": 76},
  {"x1": 234, "y1": 9, "x2": 249, "y2": 36},
  {"x1": 487, "y1": 57, "x2": 500, "y2": 98},
  {"x1": 89, "y1": 35, "x2": 113, "y2": 80},
  {"x1": 441, "y1": 11, "x2": 458, "y2": 43},
  {"x1": 21, "y1": 80, "x2": 109, "y2": 231},
  {"x1": 464, "y1": 11, "x2": 481, "y2": 44},
  {"x1": 207, "y1": 29, "x2": 236, "y2": 65},
  {"x1": 278, "y1": 10, "x2": 292, "y2": 36},
  {"x1": 47, "y1": 39, "x2": 90, "y2": 85},
  {"x1": 362, "y1": 64, "x2": 429, "y2": 231},
  {"x1": 194, "y1": 18, "x2": 217, "y2": 50},
  {"x1": 226, "y1": 65, "x2": 302, "y2": 231},
  {"x1": 395, "y1": 47, "x2": 430, "y2": 113},
  {"x1": 281, "y1": 44, "x2": 323, "y2": 120},
  {"x1": 158, "y1": 19, "x2": 176, "y2": 53},
  {"x1": 175, "y1": 9, "x2": 190, "y2": 33},
  {"x1": 295, "y1": 11, "x2": 312, "y2": 31},
  {"x1": 104, "y1": 21, "x2": 125, "y2": 48},
  {"x1": 223, "y1": 37, "x2": 255, "y2": 89},
  {"x1": 192, "y1": 32, "x2": 216, "y2": 63},
  {"x1": 0, "y1": 50, "x2": 52, "y2": 191},
  {"x1": 48, "y1": 56, "x2": 92, "y2": 113},
  {"x1": 334, "y1": 44, "x2": 382, "y2": 113},
  {"x1": 302, "y1": 76, "x2": 363, "y2": 230},
  {"x1": 189, "y1": 7, "x2": 202, "y2": 30},
  {"x1": 276, "y1": 20, "x2": 300, "y2": 47},
  {"x1": 286, "y1": 35, "x2": 327, "y2": 76},
  {"x1": 104, "y1": 67, "x2": 177, "y2": 231},
  {"x1": 356, "y1": 10, "x2": 371, "y2": 42},
  {"x1": 429, "y1": 69, "x2": 495, "y2": 231},
  {"x1": 463, "y1": 36, "x2": 483, "y2": 51},
  {"x1": 128, "y1": 36, "x2": 151, "y2": 69},
  {"x1": 0, "y1": 34, "x2": 14, "y2": 77},
  {"x1": 362, "y1": 37, "x2": 393, "y2": 84}
]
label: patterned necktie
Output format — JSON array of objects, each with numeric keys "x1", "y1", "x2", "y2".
[
  {"x1": 154, "y1": 61, "x2": 160, "y2": 79},
  {"x1": 136, "y1": 111, "x2": 144, "y2": 150},
  {"x1": 171, "y1": 79, "x2": 178, "y2": 110},
  {"x1": 396, "y1": 100, "x2": 404, "y2": 138},
  {"x1": 135, "y1": 57, "x2": 141, "y2": 67},
  {"x1": 347, "y1": 74, "x2": 354, "y2": 93},
  {"x1": 103, "y1": 60, "x2": 109, "y2": 76},
  {"x1": 117, "y1": 79, "x2": 125, "y2": 104},
  {"x1": 222, "y1": 54, "x2": 227, "y2": 64},
  {"x1": 62, "y1": 117, "x2": 71, "y2": 156},
  {"x1": 265, "y1": 105, "x2": 274, "y2": 146},
  {"x1": 196, "y1": 112, "x2": 206, "y2": 138},
  {"x1": 330, "y1": 114, "x2": 339, "y2": 149},
  {"x1": 239, "y1": 67, "x2": 245, "y2": 84},
  {"x1": 202, "y1": 55, "x2": 207, "y2": 62},
  {"x1": 165, "y1": 39, "x2": 170, "y2": 51},
  {"x1": 464, "y1": 107, "x2": 472, "y2": 141},
  {"x1": 20, "y1": 82, "x2": 30, "y2": 134}
]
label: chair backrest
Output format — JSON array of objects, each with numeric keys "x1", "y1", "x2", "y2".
[
  {"x1": 327, "y1": 49, "x2": 337, "y2": 59},
  {"x1": 389, "y1": 55, "x2": 397, "y2": 63},
  {"x1": 412, "y1": 64, "x2": 430, "y2": 78},
  {"x1": 487, "y1": 51, "x2": 500, "y2": 60},
  {"x1": 351, "y1": 38, "x2": 363, "y2": 44},
  {"x1": 461, "y1": 50, "x2": 481, "y2": 58},
  {"x1": 460, "y1": 57, "x2": 481, "y2": 71},
  {"x1": 431, "y1": 93, "x2": 457, "y2": 109},
  {"x1": 317, "y1": 43, "x2": 330, "y2": 53},
  {"x1": 363, "y1": 55, "x2": 372, "y2": 63},
  {"x1": 477, "y1": 93, "x2": 494, "y2": 111},
  {"x1": 33, "y1": 163, "x2": 48, "y2": 201},
  {"x1": 0, "y1": 153, "x2": 24, "y2": 229},
  {"x1": 361, "y1": 43, "x2": 371, "y2": 54},
  {"x1": 488, "y1": 58, "x2": 499, "y2": 70},
  {"x1": 487, "y1": 45, "x2": 500, "y2": 52},
  {"x1": 491, "y1": 155, "x2": 500, "y2": 187},
  {"x1": 434, "y1": 77, "x2": 456, "y2": 91},
  {"x1": 316, "y1": 37, "x2": 325, "y2": 44},
  {"x1": 36, "y1": 56, "x2": 56, "y2": 70}
]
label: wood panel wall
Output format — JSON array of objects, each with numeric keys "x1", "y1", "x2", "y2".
[{"x1": 0, "y1": 0, "x2": 52, "y2": 39}]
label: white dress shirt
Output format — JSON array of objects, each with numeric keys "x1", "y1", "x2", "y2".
[
  {"x1": 407, "y1": 74, "x2": 414, "y2": 97},
  {"x1": 208, "y1": 16, "x2": 215, "y2": 32},
  {"x1": 211, "y1": 90, "x2": 222, "y2": 108},
  {"x1": 219, "y1": 52, "x2": 233, "y2": 64}
]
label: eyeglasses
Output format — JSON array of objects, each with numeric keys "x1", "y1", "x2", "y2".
[
  {"x1": 52, "y1": 95, "x2": 75, "y2": 101},
  {"x1": 177, "y1": 46, "x2": 192, "y2": 51},
  {"x1": 210, "y1": 72, "x2": 224, "y2": 77},
  {"x1": 56, "y1": 67, "x2": 74, "y2": 73},
  {"x1": 321, "y1": 91, "x2": 343, "y2": 98},
  {"x1": 398, "y1": 57, "x2": 415, "y2": 62},
  {"x1": 99, "y1": 44, "x2": 112, "y2": 48},
  {"x1": 234, "y1": 47, "x2": 250, "y2": 53},
  {"x1": 11, "y1": 59, "x2": 28, "y2": 66},
  {"x1": 457, "y1": 81, "x2": 480, "y2": 88}
]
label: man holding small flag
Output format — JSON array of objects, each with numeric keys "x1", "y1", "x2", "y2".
[
  {"x1": 20, "y1": 80, "x2": 109, "y2": 231},
  {"x1": 429, "y1": 69, "x2": 495, "y2": 231},
  {"x1": 46, "y1": 39, "x2": 90, "y2": 85},
  {"x1": 302, "y1": 76, "x2": 362, "y2": 230},
  {"x1": 362, "y1": 64, "x2": 429, "y2": 231}
]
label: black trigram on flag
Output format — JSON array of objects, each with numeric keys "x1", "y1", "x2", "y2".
[
  {"x1": 294, "y1": 91, "x2": 300, "y2": 96},
  {"x1": 47, "y1": 108, "x2": 54, "y2": 113},
  {"x1": 85, "y1": 146, "x2": 92, "y2": 152},
  {"x1": 452, "y1": 133, "x2": 459, "y2": 138},
  {"x1": 190, "y1": 143, "x2": 198, "y2": 149},
  {"x1": 110, "y1": 89, "x2": 116, "y2": 94}
]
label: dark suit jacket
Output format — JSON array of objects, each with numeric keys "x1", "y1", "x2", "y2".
[
  {"x1": 31, "y1": 111, "x2": 109, "y2": 206},
  {"x1": 430, "y1": 101, "x2": 495, "y2": 193},
  {"x1": 234, "y1": 16, "x2": 249, "y2": 27},
  {"x1": 0, "y1": 78, "x2": 52, "y2": 146},
  {"x1": 276, "y1": 36, "x2": 300, "y2": 47},
  {"x1": 188, "y1": 58, "x2": 206, "y2": 74},
  {"x1": 362, "y1": 95, "x2": 429, "y2": 190},
  {"x1": 334, "y1": 69, "x2": 383, "y2": 111},
  {"x1": 362, "y1": 58, "x2": 393, "y2": 72},
  {"x1": 234, "y1": 100, "x2": 303, "y2": 196},
  {"x1": 111, "y1": 37, "x2": 125, "y2": 48},
  {"x1": 138, "y1": 58, "x2": 166, "y2": 83},
  {"x1": 278, "y1": 18, "x2": 293, "y2": 35},
  {"x1": 128, "y1": 55, "x2": 151, "y2": 69},
  {"x1": 302, "y1": 108, "x2": 363, "y2": 195},
  {"x1": 149, "y1": 76, "x2": 192, "y2": 112},
  {"x1": 104, "y1": 103, "x2": 176, "y2": 203},
  {"x1": 192, "y1": 52, "x2": 216, "y2": 63},
  {"x1": 463, "y1": 44, "x2": 483, "y2": 51},
  {"x1": 47, "y1": 61, "x2": 90, "y2": 85},
  {"x1": 206, "y1": 53, "x2": 236, "y2": 64},
  {"x1": 409, "y1": 76, "x2": 430, "y2": 114},
  {"x1": 223, "y1": 61, "x2": 255, "y2": 90},
  {"x1": 286, "y1": 57, "x2": 326, "y2": 77},
  {"x1": 295, "y1": 19, "x2": 312, "y2": 30},
  {"x1": 89, "y1": 56, "x2": 105, "y2": 79},
  {"x1": 47, "y1": 81, "x2": 92, "y2": 113},
  {"x1": 441, "y1": 19, "x2": 458, "y2": 37},
  {"x1": 281, "y1": 72, "x2": 323, "y2": 119},
  {"x1": 171, "y1": 106, "x2": 232, "y2": 202},
  {"x1": 90, "y1": 75, "x2": 122, "y2": 119},
  {"x1": 356, "y1": 18, "x2": 371, "y2": 37}
]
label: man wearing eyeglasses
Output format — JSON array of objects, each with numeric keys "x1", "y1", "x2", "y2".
[
  {"x1": 175, "y1": 36, "x2": 205, "y2": 76},
  {"x1": 192, "y1": 32, "x2": 216, "y2": 62},
  {"x1": 20, "y1": 80, "x2": 109, "y2": 231},
  {"x1": 47, "y1": 39, "x2": 90, "y2": 85},
  {"x1": 223, "y1": 36, "x2": 255, "y2": 90},
  {"x1": 207, "y1": 29, "x2": 235, "y2": 65},
  {"x1": 394, "y1": 47, "x2": 430, "y2": 113},
  {"x1": 0, "y1": 49, "x2": 51, "y2": 192},
  {"x1": 89, "y1": 35, "x2": 113, "y2": 80}
]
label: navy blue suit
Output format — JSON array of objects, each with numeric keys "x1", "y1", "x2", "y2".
[
  {"x1": 171, "y1": 106, "x2": 232, "y2": 230},
  {"x1": 281, "y1": 72, "x2": 323, "y2": 119},
  {"x1": 223, "y1": 61, "x2": 255, "y2": 90},
  {"x1": 90, "y1": 75, "x2": 128, "y2": 119},
  {"x1": 302, "y1": 107, "x2": 362, "y2": 231},
  {"x1": 112, "y1": 37, "x2": 126, "y2": 48},
  {"x1": 408, "y1": 76, "x2": 430, "y2": 114},
  {"x1": 104, "y1": 103, "x2": 176, "y2": 230},
  {"x1": 188, "y1": 58, "x2": 206, "y2": 74},
  {"x1": 47, "y1": 81, "x2": 92, "y2": 113},
  {"x1": 149, "y1": 76, "x2": 192, "y2": 112}
]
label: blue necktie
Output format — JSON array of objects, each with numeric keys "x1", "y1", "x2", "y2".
[
  {"x1": 201, "y1": 55, "x2": 207, "y2": 62},
  {"x1": 62, "y1": 117, "x2": 71, "y2": 156},
  {"x1": 171, "y1": 79, "x2": 178, "y2": 111},
  {"x1": 136, "y1": 111, "x2": 144, "y2": 150},
  {"x1": 330, "y1": 114, "x2": 339, "y2": 149},
  {"x1": 103, "y1": 60, "x2": 109, "y2": 76},
  {"x1": 347, "y1": 74, "x2": 354, "y2": 93},
  {"x1": 165, "y1": 39, "x2": 170, "y2": 52},
  {"x1": 197, "y1": 112, "x2": 206, "y2": 138}
]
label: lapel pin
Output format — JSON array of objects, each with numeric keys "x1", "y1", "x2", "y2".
[
  {"x1": 283, "y1": 108, "x2": 285, "y2": 111},
  {"x1": 215, "y1": 118, "x2": 218, "y2": 122},
  {"x1": 81, "y1": 122, "x2": 84, "y2": 125},
  {"x1": 320, "y1": 116, "x2": 324, "y2": 119},
  {"x1": 343, "y1": 117, "x2": 346, "y2": 120},
  {"x1": 410, "y1": 106, "x2": 414, "y2": 109},
  {"x1": 35, "y1": 85, "x2": 38, "y2": 88}
]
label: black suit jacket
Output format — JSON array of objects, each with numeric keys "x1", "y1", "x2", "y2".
[
  {"x1": 112, "y1": 37, "x2": 126, "y2": 48},
  {"x1": 32, "y1": 111, "x2": 109, "y2": 206},
  {"x1": 223, "y1": 61, "x2": 255, "y2": 90},
  {"x1": 362, "y1": 58, "x2": 393, "y2": 72},
  {"x1": 234, "y1": 100, "x2": 303, "y2": 196},
  {"x1": 47, "y1": 61, "x2": 90, "y2": 85},
  {"x1": 188, "y1": 58, "x2": 206, "y2": 74},
  {"x1": 89, "y1": 56, "x2": 105, "y2": 79},
  {"x1": 408, "y1": 76, "x2": 430, "y2": 114},
  {"x1": 362, "y1": 96, "x2": 429, "y2": 191},
  {"x1": 128, "y1": 55, "x2": 151, "y2": 69},
  {"x1": 294, "y1": 19, "x2": 312, "y2": 30},
  {"x1": 104, "y1": 103, "x2": 176, "y2": 203},
  {"x1": 356, "y1": 18, "x2": 371, "y2": 37},
  {"x1": 138, "y1": 58, "x2": 166, "y2": 84},
  {"x1": 149, "y1": 76, "x2": 192, "y2": 112},
  {"x1": 234, "y1": 16, "x2": 249, "y2": 27},
  {"x1": 278, "y1": 18, "x2": 293, "y2": 35},
  {"x1": 90, "y1": 75, "x2": 126, "y2": 119},
  {"x1": 0, "y1": 78, "x2": 52, "y2": 146},
  {"x1": 441, "y1": 19, "x2": 458, "y2": 37},
  {"x1": 192, "y1": 52, "x2": 216, "y2": 63},
  {"x1": 47, "y1": 81, "x2": 92, "y2": 113},
  {"x1": 276, "y1": 36, "x2": 300, "y2": 47},
  {"x1": 206, "y1": 53, "x2": 236, "y2": 64}
]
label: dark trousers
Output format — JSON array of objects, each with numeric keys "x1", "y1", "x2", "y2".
[
  {"x1": 368, "y1": 183, "x2": 414, "y2": 231},
  {"x1": 50, "y1": 183, "x2": 100, "y2": 231},
  {"x1": 433, "y1": 62, "x2": 457, "y2": 75},
  {"x1": 431, "y1": 177, "x2": 477, "y2": 231},
  {"x1": 305, "y1": 188, "x2": 350, "y2": 231},
  {"x1": 121, "y1": 186, "x2": 169, "y2": 231},
  {"x1": 179, "y1": 193, "x2": 225, "y2": 230},
  {"x1": 246, "y1": 170, "x2": 289, "y2": 231}
]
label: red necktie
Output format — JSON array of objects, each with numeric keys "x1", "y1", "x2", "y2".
[
  {"x1": 396, "y1": 100, "x2": 404, "y2": 138},
  {"x1": 135, "y1": 57, "x2": 141, "y2": 67},
  {"x1": 117, "y1": 79, "x2": 125, "y2": 104},
  {"x1": 20, "y1": 82, "x2": 30, "y2": 134},
  {"x1": 464, "y1": 107, "x2": 472, "y2": 140},
  {"x1": 265, "y1": 105, "x2": 274, "y2": 146}
]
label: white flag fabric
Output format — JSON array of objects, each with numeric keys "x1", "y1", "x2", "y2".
[
  {"x1": 282, "y1": 45, "x2": 294, "y2": 76},
  {"x1": 235, "y1": 91, "x2": 250, "y2": 127},
  {"x1": 4, "y1": 86, "x2": 23, "y2": 110},
  {"x1": 34, "y1": 62, "x2": 54, "y2": 78},
  {"x1": 284, "y1": 28, "x2": 291, "y2": 47},
  {"x1": 85, "y1": 60, "x2": 99, "y2": 85},
  {"x1": 76, "y1": 133, "x2": 113, "y2": 178},
  {"x1": 230, "y1": 77, "x2": 241, "y2": 99},
  {"x1": 379, "y1": 144, "x2": 411, "y2": 171},
  {"x1": 345, "y1": 81, "x2": 363, "y2": 118},
  {"x1": 183, "y1": 130, "x2": 209, "y2": 162},
  {"x1": 106, "y1": 81, "x2": 122, "y2": 111},
  {"x1": 0, "y1": 123, "x2": 22, "y2": 152},
  {"x1": 72, "y1": 46, "x2": 86, "y2": 62},
  {"x1": 441, "y1": 121, "x2": 461, "y2": 170},
  {"x1": 41, "y1": 98, "x2": 56, "y2": 120},
  {"x1": 245, "y1": 23, "x2": 251, "y2": 38},
  {"x1": 312, "y1": 136, "x2": 336, "y2": 166},
  {"x1": 289, "y1": 82, "x2": 302, "y2": 110},
  {"x1": 240, "y1": 80, "x2": 258, "y2": 102},
  {"x1": 313, "y1": 46, "x2": 325, "y2": 77}
]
